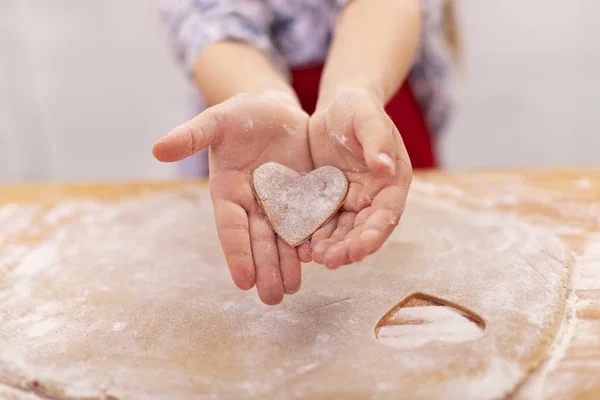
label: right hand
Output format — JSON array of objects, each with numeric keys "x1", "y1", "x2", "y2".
[
  {"x1": 152, "y1": 92, "x2": 313, "y2": 305},
  {"x1": 306, "y1": 87, "x2": 412, "y2": 269}
]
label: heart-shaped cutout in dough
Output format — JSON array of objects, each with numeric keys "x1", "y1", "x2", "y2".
[{"x1": 251, "y1": 162, "x2": 349, "y2": 247}]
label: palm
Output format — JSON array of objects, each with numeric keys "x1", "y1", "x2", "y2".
[
  {"x1": 208, "y1": 95, "x2": 311, "y2": 173},
  {"x1": 306, "y1": 89, "x2": 412, "y2": 269}
]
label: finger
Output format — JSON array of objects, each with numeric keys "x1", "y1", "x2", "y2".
[
  {"x1": 214, "y1": 200, "x2": 255, "y2": 290},
  {"x1": 297, "y1": 240, "x2": 313, "y2": 263},
  {"x1": 391, "y1": 124, "x2": 413, "y2": 176},
  {"x1": 349, "y1": 186, "x2": 407, "y2": 261},
  {"x1": 277, "y1": 237, "x2": 302, "y2": 294},
  {"x1": 353, "y1": 109, "x2": 397, "y2": 175},
  {"x1": 312, "y1": 213, "x2": 355, "y2": 264},
  {"x1": 152, "y1": 107, "x2": 220, "y2": 162},
  {"x1": 249, "y1": 214, "x2": 284, "y2": 305},
  {"x1": 323, "y1": 240, "x2": 351, "y2": 269},
  {"x1": 310, "y1": 217, "x2": 338, "y2": 263},
  {"x1": 330, "y1": 212, "x2": 356, "y2": 240},
  {"x1": 345, "y1": 180, "x2": 370, "y2": 212},
  {"x1": 342, "y1": 227, "x2": 374, "y2": 264},
  {"x1": 312, "y1": 217, "x2": 338, "y2": 245},
  {"x1": 323, "y1": 227, "x2": 368, "y2": 268},
  {"x1": 354, "y1": 207, "x2": 372, "y2": 228}
]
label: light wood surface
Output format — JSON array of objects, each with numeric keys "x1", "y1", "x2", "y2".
[{"x1": 0, "y1": 169, "x2": 598, "y2": 398}]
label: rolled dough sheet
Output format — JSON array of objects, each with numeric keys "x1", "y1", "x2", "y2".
[{"x1": 0, "y1": 187, "x2": 572, "y2": 399}]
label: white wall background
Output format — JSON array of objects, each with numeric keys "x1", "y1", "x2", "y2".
[
  {"x1": 0, "y1": 0, "x2": 598, "y2": 184},
  {"x1": 442, "y1": 0, "x2": 600, "y2": 169},
  {"x1": 0, "y1": 0, "x2": 190, "y2": 183}
]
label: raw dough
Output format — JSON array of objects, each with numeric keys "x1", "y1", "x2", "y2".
[
  {"x1": 251, "y1": 162, "x2": 348, "y2": 246},
  {"x1": 0, "y1": 186, "x2": 572, "y2": 399}
]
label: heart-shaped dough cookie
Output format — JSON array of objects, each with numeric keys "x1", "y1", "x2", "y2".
[{"x1": 251, "y1": 162, "x2": 349, "y2": 247}]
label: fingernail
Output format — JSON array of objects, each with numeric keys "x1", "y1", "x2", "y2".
[{"x1": 377, "y1": 153, "x2": 396, "y2": 174}]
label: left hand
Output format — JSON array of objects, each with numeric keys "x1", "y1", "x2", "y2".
[{"x1": 300, "y1": 87, "x2": 412, "y2": 269}]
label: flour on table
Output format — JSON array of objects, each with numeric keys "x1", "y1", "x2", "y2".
[
  {"x1": 412, "y1": 173, "x2": 600, "y2": 400},
  {"x1": 517, "y1": 233, "x2": 600, "y2": 400},
  {"x1": 0, "y1": 184, "x2": 572, "y2": 400},
  {"x1": 574, "y1": 178, "x2": 593, "y2": 189},
  {"x1": 377, "y1": 305, "x2": 484, "y2": 349}
]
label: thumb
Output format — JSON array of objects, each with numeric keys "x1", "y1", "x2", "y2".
[
  {"x1": 152, "y1": 108, "x2": 220, "y2": 162},
  {"x1": 353, "y1": 109, "x2": 398, "y2": 175}
]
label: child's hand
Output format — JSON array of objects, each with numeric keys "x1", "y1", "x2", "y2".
[
  {"x1": 303, "y1": 87, "x2": 412, "y2": 269},
  {"x1": 153, "y1": 92, "x2": 312, "y2": 305}
]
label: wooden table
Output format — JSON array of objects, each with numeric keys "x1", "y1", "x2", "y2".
[{"x1": 1, "y1": 169, "x2": 598, "y2": 399}]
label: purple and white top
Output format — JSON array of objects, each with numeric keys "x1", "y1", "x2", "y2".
[{"x1": 159, "y1": 0, "x2": 453, "y2": 176}]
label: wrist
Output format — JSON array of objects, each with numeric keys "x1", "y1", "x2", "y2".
[
  {"x1": 226, "y1": 88, "x2": 304, "y2": 115},
  {"x1": 193, "y1": 41, "x2": 301, "y2": 108},
  {"x1": 258, "y1": 89, "x2": 304, "y2": 111},
  {"x1": 316, "y1": 83, "x2": 385, "y2": 110}
]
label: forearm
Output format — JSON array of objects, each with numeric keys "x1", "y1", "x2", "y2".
[
  {"x1": 318, "y1": 0, "x2": 422, "y2": 108},
  {"x1": 194, "y1": 41, "x2": 298, "y2": 107}
]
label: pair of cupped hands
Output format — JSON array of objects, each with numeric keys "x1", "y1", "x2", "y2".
[{"x1": 153, "y1": 87, "x2": 412, "y2": 305}]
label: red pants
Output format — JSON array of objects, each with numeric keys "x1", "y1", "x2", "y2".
[{"x1": 291, "y1": 64, "x2": 436, "y2": 169}]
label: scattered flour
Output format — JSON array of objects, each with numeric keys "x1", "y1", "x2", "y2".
[
  {"x1": 282, "y1": 123, "x2": 301, "y2": 139},
  {"x1": 0, "y1": 174, "x2": 593, "y2": 399},
  {"x1": 412, "y1": 174, "x2": 600, "y2": 400},
  {"x1": 295, "y1": 362, "x2": 320, "y2": 374},
  {"x1": 575, "y1": 237, "x2": 600, "y2": 290},
  {"x1": 574, "y1": 178, "x2": 593, "y2": 189},
  {"x1": 328, "y1": 130, "x2": 350, "y2": 150},
  {"x1": 112, "y1": 322, "x2": 126, "y2": 332},
  {"x1": 243, "y1": 117, "x2": 254, "y2": 132},
  {"x1": 24, "y1": 318, "x2": 63, "y2": 338},
  {"x1": 378, "y1": 305, "x2": 484, "y2": 349}
]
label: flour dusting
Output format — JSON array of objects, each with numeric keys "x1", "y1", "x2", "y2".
[
  {"x1": 574, "y1": 178, "x2": 593, "y2": 189},
  {"x1": 378, "y1": 305, "x2": 484, "y2": 349},
  {"x1": 243, "y1": 117, "x2": 254, "y2": 132},
  {"x1": 0, "y1": 179, "x2": 576, "y2": 400},
  {"x1": 112, "y1": 322, "x2": 126, "y2": 332},
  {"x1": 412, "y1": 173, "x2": 600, "y2": 400},
  {"x1": 282, "y1": 123, "x2": 301, "y2": 139},
  {"x1": 329, "y1": 130, "x2": 350, "y2": 149}
]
